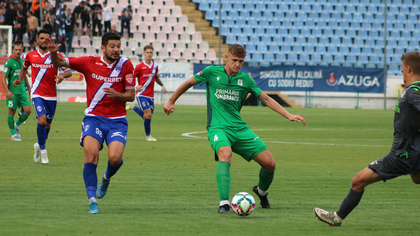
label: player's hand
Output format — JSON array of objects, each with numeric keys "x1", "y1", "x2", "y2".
[
  {"x1": 163, "y1": 101, "x2": 175, "y2": 115},
  {"x1": 44, "y1": 37, "x2": 60, "y2": 54},
  {"x1": 6, "y1": 91, "x2": 13, "y2": 100},
  {"x1": 288, "y1": 115, "x2": 306, "y2": 125},
  {"x1": 55, "y1": 74, "x2": 65, "y2": 84},
  {"x1": 13, "y1": 80, "x2": 21, "y2": 87},
  {"x1": 103, "y1": 87, "x2": 119, "y2": 98},
  {"x1": 135, "y1": 85, "x2": 143, "y2": 92},
  {"x1": 162, "y1": 86, "x2": 167, "y2": 94}
]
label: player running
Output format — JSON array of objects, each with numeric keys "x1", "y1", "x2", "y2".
[
  {"x1": 2, "y1": 41, "x2": 32, "y2": 141},
  {"x1": 14, "y1": 29, "x2": 72, "y2": 164},
  {"x1": 45, "y1": 32, "x2": 136, "y2": 214},
  {"x1": 164, "y1": 44, "x2": 306, "y2": 214},
  {"x1": 314, "y1": 51, "x2": 420, "y2": 226},
  {"x1": 126, "y1": 45, "x2": 167, "y2": 141}
]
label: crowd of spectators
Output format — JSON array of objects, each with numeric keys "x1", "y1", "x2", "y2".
[{"x1": 0, "y1": 0, "x2": 119, "y2": 53}]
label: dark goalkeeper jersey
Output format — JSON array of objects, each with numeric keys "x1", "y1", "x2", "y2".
[{"x1": 391, "y1": 81, "x2": 420, "y2": 158}]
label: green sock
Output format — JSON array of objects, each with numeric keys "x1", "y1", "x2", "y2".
[
  {"x1": 258, "y1": 168, "x2": 275, "y2": 191},
  {"x1": 8, "y1": 115, "x2": 15, "y2": 135},
  {"x1": 216, "y1": 161, "x2": 231, "y2": 201},
  {"x1": 16, "y1": 112, "x2": 29, "y2": 126}
]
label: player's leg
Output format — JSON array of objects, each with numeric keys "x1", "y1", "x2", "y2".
[
  {"x1": 410, "y1": 170, "x2": 420, "y2": 184},
  {"x1": 15, "y1": 93, "x2": 32, "y2": 131},
  {"x1": 6, "y1": 96, "x2": 20, "y2": 140},
  {"x1": 252, "y1": 149, "x2": 275, "y2": 208},
  {"x1": 232, "y1": 128, "x2": 272, "y2": 208},
  {"x1": 314, "y1": 167, "x2": 382, "y2": 226},
  {"x1": 208, "y1": 127, "x2": 233, "y2": 213},
  {"x1": 83, "y1": 135, "x2": 102, "y2": 214},
  {"x1": 144, "y1": 98, "x2": 155, "y2": 140},
  {"x1": 131, "y1": 96, "x2": 145, "y2": 118}
]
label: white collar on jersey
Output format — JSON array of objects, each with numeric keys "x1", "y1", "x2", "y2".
[
  {"x1": 101, "y1": 56, "x2": 118, "y2": 68},
  {"x1": 37, "y1": 49, "x2": 50, "y2": 58},
  {"x1": 143, "y1": 60, "x2": 153, "y2": 68}
]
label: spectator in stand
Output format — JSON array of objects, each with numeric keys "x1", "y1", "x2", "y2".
[
  {"x1": 42, "y1": 11, "x2": 53, "y2": 34},
  {"x1": 73, "y1": 0, "x2": 86, "y2": 37},
  {"x1": 120, "y1": 5, "x2": 132, "y2": 38},
  {"x1": 4, "y1": 1, "x2": 17, "y2": 27},
  {"x1": 0, "y1": 8, "x2": 5, "y2": 25},
  {"x1": 31, "y1": 0, "x2": 44, "y2": 20},
  {"x1": 27, "y1": 10, "x2": 38, "y2": 50},
  {"x1": 65, "y1": 8, "x2": 75, "y2": 54},
  {"x1": 81, "y1": 0, "x2": 91, "y2": 36},
  {"x1": 91, "y1": 0, "x2": 102, "y2": 36},
  {"x1": 14, "y1": 10, "x2": 26, "y2": 41},
  {"x1": 102, "y1": 1, "x2": 111, "y2": 33},
  {"x1": 17, "y1": 1, "x2": 27, "y2": 21},
  {"x1": 110, "y1": 24, "x2": 117, "y2": 33}
]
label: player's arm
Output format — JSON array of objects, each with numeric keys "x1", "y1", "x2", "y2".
[
  {"x1": 163, "y1": 76, "x2": 198, "y2": 115},
  {"x1": 14, "y1": 65, "x2": 28, "y2": 86},
  {"x1": 103, "y1": 87, "x2": 135, "y2": 102},
  {"x1": 257, "y1": 92, "x2": 306, "y2": 125},
  {"x1": 23, "y1": 75, "x2": 31, "y2": 100},
  {"x1": 55, "y1": 69, "x2": 72, "y2": 84},
  {"x1": 1, "y1": 73, "x2": 13, "y2": 99},
  {"x1": 155, "y1": 76, "x2": 167, "y2": 94}
]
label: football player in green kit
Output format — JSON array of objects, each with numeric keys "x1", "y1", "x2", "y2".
[
  {"x1": 164, "y1": 44, "x2": 306, "y2": 214},
  {"x1": 1, "y1": 41, "x2": 31, "y2": 141}
]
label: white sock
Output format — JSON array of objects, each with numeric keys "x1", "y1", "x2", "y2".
[
  {"x1": 220, "y1": 200, "x2": 230, "y2": 206},
  {"x1": 258, "y1": 187, "x2": 267, "y2": 196}
]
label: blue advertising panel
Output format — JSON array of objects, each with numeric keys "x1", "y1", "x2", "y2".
[{"x1": 193, "y1": 64, "x2": 385, "y2": 93}]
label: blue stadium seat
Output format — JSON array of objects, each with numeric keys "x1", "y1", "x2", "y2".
[
  {"x1": 255, "y1": 27, "x2": 265, "y2": 35},
  {"x1": 221, "y1": 25, "x2": 230, "y2": 35},
  {"x1": 338, "y1": 46, "x2": 350, "y2": 54},
  {"x1": 266, "y1": 27, "x2": 277, "y2": 36},
  {"x1": 354, "y1": 37, "x2": 364, "y2": 46},
  {"x1": 296, "y1": 36, "x2": 307, "y2": 46},
  {"x1": 249, "y1": 35, "x2": 260, "y2": 43},
  {"x1": 327, "y1": 46, "x2": 338, "y2": 54},
  {"x1": 324, "y1": 4, "x2": 334, "y2": 13},
  {"x1": 256, "y1": 3, "x2": 267, "y2": 12},
  {"x1": 243, "y1": 26, "x2": 253, "y2": 36},
  {"x1": 398, "y1": 40, "x2": 409, "y2": 48},
  {"x1": 304, "y1": 46, "x2": 315, "y2": 54},
  {"x1": 256, "y1": 44, "x2": 268, "y2": 54},
  {"x1": 226, "y1": 34, "x2": 236, "y2": 44},
  {"x1": 265, "y1": 53, "x2": 275, "y2": 62},
  {"x1": 287, "y1": 53, "x2": 298, "y2": 64},
  {"x1": 284, "y1": 36, "x2": 295, "y2": 46},
  {"x1": 232, "y1": 26, "x2": 241, "y2": 35},
  {"x1": 315, "y1": 46, "x2": 326, "y2": 54},
  {"x1": 289, "y1": 28, "x2": 300, "y2": 36},
  {"x1": 251, "y1": 52, "x2": 263, "y2": 62},
  {"x1": 372, "y1": 47, "x2": 383, "y2": 56},
  {"x1": 244, "y1": 2, "x2": 254, "y2": 11},
  {"x1": 268, "y1": 44, "x2": 280, "y2": 54},
  {"x1": 259, "y1": 20, "x2": 270, "y2": 28},
  {"x1": 346, "y1": 55, "x2": 357, "y2": 64},
  {"x1": 205, "y1": 10, "x2": 216, "y2": 20},
  {"x1": 289, "y1": 3, "x2": 300, "y2": 12},
  {"x1": 311, "y1": 54, "x2": 321, "y2": 64},
  {"x1": 281, "y1": 45, "x2": 291, "y2": 54},
  {"x1": 330, "y1": 36, "x2": 341, "y2": 46},
  {"x1": 298, "y1": 54, "x2": 309, "y2": 65},
  {"x1": 358, "y1": 29, "x2": 368, "y2": 38},
  {"x1": 342, "y1": 37, "x2": 352, "y2": 46},
  {"x1": 233, "y1": 2, "x2": 244, "y2": 10},
  {"x1": 293, "y1": 46, "x2": 303, "y2": 54},
  {"x1": 321, "y1": 54, "x2": 333, "y2": 65},
  {"x1": 276, "y1": 53, "x2": 286, "y2": 63}
]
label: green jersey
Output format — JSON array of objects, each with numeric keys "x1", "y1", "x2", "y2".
[
  {"x1": 194, "y1": 65, "x2": 262, "y2": 128},
  {"x1": 3, "y1": 57, "x2": 25, "y2": 95}
]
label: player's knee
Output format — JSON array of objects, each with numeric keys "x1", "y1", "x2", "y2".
[
  {"x1": 350, "y1": 175, "x2": 367, "y2": 190},
  {"x1": 410, "y1": 175, "x2": 420, "y2": 184}
]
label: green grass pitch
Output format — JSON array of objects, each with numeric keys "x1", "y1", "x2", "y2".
[{"x1": 0, "y1": 102, "x2": 418, "y2": 235}]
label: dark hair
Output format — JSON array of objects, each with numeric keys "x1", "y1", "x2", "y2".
[
  {"x1": 38, "y1": 29, "x2": 52, "y2": 37},
  {"x1": 143, "y1": 45, "x2": 154, "y2": 51},
  {"x1": 401, "y1": 51, "x2": 420, "y2": 76},
  {"x1": 13, "y1": 40, "x2": 23, "y2": 49},
  {"x1": 102, "y1": 32, "x2": 121, "y2": 46},
  {"x1": 228, "y1": 44, "x2": 247, "y2": 58}
]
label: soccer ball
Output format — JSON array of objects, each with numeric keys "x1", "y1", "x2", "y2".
[{"x1": 231, "y1": 192, "x2": 256, "y2": 216}]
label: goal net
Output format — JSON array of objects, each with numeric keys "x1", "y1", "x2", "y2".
[{"x1": 0, "y1": 25, "x2": 12, "y2": 57}]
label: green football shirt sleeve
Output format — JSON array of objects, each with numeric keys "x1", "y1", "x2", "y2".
[
  {"x1": 248, "y1": 75, "x2": 262, "y2": 97},
  {"x1": 194, "y1": 65, "x2": 213, "y2": 85},
  {"x1": 3, "y1": 61, "x2": 11, "y2": 75}
]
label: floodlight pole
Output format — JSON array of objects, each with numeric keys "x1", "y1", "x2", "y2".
[
  {"x1": 218, "y1": 0, "x2": 222, "y2": 65},
  {"x1": 383, "y1": 0, "x2": 387, "y2": 110}
]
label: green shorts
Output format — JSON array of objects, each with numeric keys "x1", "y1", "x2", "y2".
[
  {"x1": 6, "y1": 93, "x2": 31, "y2": 109},
  {"x1": 207, "y1": 126, "x2": 268, "y2": 162}
]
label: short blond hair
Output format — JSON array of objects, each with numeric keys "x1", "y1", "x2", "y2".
[{"x1": 228, "y1": 44, "x2": 247, "y2": 58}]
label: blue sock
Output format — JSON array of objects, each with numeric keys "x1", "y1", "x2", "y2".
[
  {"x1": 83, "y1": 163, "x2": 98, "y2": 200},
  {"x1": 37, "y1": 124, "x2": 47, "y2": 150},
  {"x1": 46, "y1": 128, "x2": 50, "y2": 140},
  {"x1": 105, "y1": 160, "x2": 123, "y2": 179},
  {"x1": 133, "y1": 106, "x2": 144, "y2": 118},
  {"x1": 144, "y1": 118, "x2": 151, "y2": 136},
  {"x1": 19, "y1": 107, "x2": 24, "y2": 115}
]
